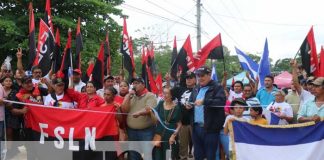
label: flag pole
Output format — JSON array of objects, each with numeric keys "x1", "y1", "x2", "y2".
[{"x1": 68, "y1": 28, "x2": 73, "y2": 74}]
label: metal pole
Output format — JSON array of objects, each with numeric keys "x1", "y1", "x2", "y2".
[{"x1": 196, "y1": 0, "x2": 201, "y2": 52}]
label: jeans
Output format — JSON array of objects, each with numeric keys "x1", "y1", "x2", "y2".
[
  {"x1": 216, "y1": 129, "x2": 229, "y2": 160},
  {"x1": 192, "y1": 124, "x2": 219, "y2": 160},
  {"x1": 127, "y1": 126, "x2": 154, "y2": 160}
]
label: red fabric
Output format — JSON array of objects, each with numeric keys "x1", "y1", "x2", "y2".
[
  {"x1": 34, "y1": 20, "x2": 51, "y2": 66},
  {"x1": 86, "y1": 63, "x2": 94, "y2": 77},
  {"x1": 147, "y1": 65, "x2": 158, "y2": 94},
  {"x1": 45, "y1": 0, "x2": 54, "y2": 31},
  {"x1": 114, "y1": 96, "x2": 124, "y2": 106},
  {"x1": 182, "y1": 35, "x2": 195, "y2": 71},
  {"x1": 195, "y1": 34, "x2": 222, "y2": 68},
  {"x1": 307, "y1": 27, "x2": 319, "y2": 76},
  {"x1": 66, "y1": 89, "x2": 105, "y2": 109},
  {"x1": 26, "y1": 105, "x2": 118, "y2": 139},
  {"x1": 155, "y1": 73, "x2": 163, "y2": 97},
  {"x1": 28, "y1": 3, "x2": 35, "y2": 34},
  {"x1": 224, "y1": 100, "x2": 231, "y2": 114},
  {"x1": 319, "y1": 46, "x2": 324, "y2": 77}
]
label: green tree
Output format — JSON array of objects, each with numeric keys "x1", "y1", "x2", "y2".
[
  {"x1": 0, "y1": 0, "x2": 124, "y2": 75},
  {"x1": 273, "y1": 58, "x2": 292, "y2": 73}
]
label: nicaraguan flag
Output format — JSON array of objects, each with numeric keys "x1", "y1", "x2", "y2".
[
  {"x1": 231, "y1": 121, "x2": 324, "y2": 160},
  {"x1": 211, "y1": 63, "x2": 218, "y2": 82},
  {"x1": 235, "y1": 47, "x2": 259, "y2": 80},
  {"x1": 258, "y1": 39, "x2": 271, "y2": 88},
  {"x1": 262, "y1": 110, "x2": 280, "y2": 125}
]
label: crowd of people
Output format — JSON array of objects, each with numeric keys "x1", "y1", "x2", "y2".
[{"x1": 0, "y1": 48, "x2": 323, "y2": 160}]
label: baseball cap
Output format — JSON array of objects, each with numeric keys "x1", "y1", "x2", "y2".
[
  {"x1": 311, "y1": 77, "x2": 324, "y2": 86},
  {"x1": 104, "y1": 75, "x2": 114, "y2": 81},
  {"x1": 186, "y1": 71, "x2": 196, "y2": 79},
  {"x1": 306, "y1": 76, "x2": 315, "y2": 84},
  {"x1": 52, "y1": 78, "x2": 65, "y2": 85},
  {"x1": 131, "y1": 77, "x2": 145, "y2": 83},
  {"x1": 195, "y1": 66, "x2": 211, "y2": 76}
]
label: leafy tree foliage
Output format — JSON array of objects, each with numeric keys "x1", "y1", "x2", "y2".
[{"x1": 0, "y1": 0, "x2": 124, "y2": 74}]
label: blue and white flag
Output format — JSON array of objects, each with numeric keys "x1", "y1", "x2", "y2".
[
  {"x1": 258, "y1": 39, "x2": 271, "y2": 88},
  {"x1": 262, "y1": 110, "x2": 280, "y2": 125},
  {"x1": 211, "y1": 63, "x2": 218, "y2": 82},
  {"x1": 235, "y1": 47, "x2": 259, "y2": 80},
  {"x1": 231, "y1": 121, "x2": 324, "y2": 160}
]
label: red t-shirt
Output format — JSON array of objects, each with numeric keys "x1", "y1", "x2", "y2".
[{"x1": 66, "y1": 88, "x2": 105, "y2": 109}]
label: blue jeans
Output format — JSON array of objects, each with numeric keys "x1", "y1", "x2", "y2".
[
  {"x1": 192, "y1": 124, "x2": 220, "y2": 160},
  {"x1": 216, "y1": 129, "x2": 229, "y2": 160},
  {"x1": 127, "y1": 127, "x2": 154, "y2": 160}
]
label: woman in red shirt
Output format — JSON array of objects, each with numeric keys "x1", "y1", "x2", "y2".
[{"x1": 67, "y1": 81, "x2": 105, "y2": 109}]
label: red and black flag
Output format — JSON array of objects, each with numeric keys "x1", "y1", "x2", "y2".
[
  {"x1": 120, "y1": 18, "x2": 135, "y2": 81},
  {"x1": 319, "y1": 46, "x2": 324, "y2": 77},
  {"x1": 104, "y1": 31, "x2": 111, "y2": 76},
  {"x1": 57, "y1": 29, "x2": 72, "y2": 86},
  {"x1": 141, "y1": 46, "x2": 150, "y2": 91},
  {"x1": 299, "y1": 27, "x2": 319, "y2": 76},
  {"x1": 170, "y1": 36, "x2": 178, "y2": 80},
  {"x1": 33, "y1": 19, "x2": 54, "y2": 75},
  {"x1": 147, "y1": 65, "x2": 158, "y2": 94},
  {"x1": 91, "y1": 43, "x2": 105, "y2": 90},
  {"x1": 176, "y1": 35, "x2": 195, "y2": 87},
  {"x1": 52, "y1": 28, "x2": 61, "y2": 73},
  {"x1": 82, "y1": 60, "x2": 95, "y2": 82},
  {"x1": 195, "y1": 33, "x2": 223, "y2": 68},
  {"x1": 147, "y1": 42, "x2": 157, "y2": 75},
  {"x1": 44, "y1": 0, "x2": 54, "y2": 32},
  {"x1": 28, "y1": 2, "x2": 36, "y2": 71},
  {"x1": 74, "y1": 17, "x2": 83, "y2": 71}
]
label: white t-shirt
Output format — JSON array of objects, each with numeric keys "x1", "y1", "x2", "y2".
[
  {"x1": 44, "y1": 93, "x2": 75, "y2": 109},
  {"x1": 74, "y1": 81, "x2": 86, "y2": 92},
  {"x1": 228, "y1": 90, "x2": 243, "y2": 102},
  {"x1": 266, "y1": 102, "x2": 293, "y2": 125}
]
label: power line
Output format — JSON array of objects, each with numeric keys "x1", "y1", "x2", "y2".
[
  {"x1": 121, "y1": 4, "x2": 197, "y2": 28},
  {"x1": 201, "y1": 5, "x2": 241, "y2": 46},
  {"x1": 144, "y1": 0, "x2": 197, "y2": 26},
  {"x1": 207, "y1": 11, "x2": 316, "y2": 27}
]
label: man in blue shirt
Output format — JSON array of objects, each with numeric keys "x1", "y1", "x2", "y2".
[
  {"x1": 256, "y1": 75, "x2": 278, "y2": 108},
  {"x1": 186, "y1": 66, "x2": 226, "y2": 160}
]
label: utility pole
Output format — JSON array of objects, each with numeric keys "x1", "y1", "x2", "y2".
[{"x1": 196, "y1": 0, "x2": 202, "y2": 52}]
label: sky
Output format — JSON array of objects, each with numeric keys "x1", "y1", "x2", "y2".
[{"x1": 113, "y1": 0, "x2": 324, "y2": 62}]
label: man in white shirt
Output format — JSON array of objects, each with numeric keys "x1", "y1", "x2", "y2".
[
  {"x1": 73, "y1": 69, "x2": 86, "y2": 92},
  {"x1": 266, "y1": 90, "x2": 293, "y2": 125},
  {"x1": 97, "y1": 76, "x2": 119, "y2": 98},
  {"x1": 44, "y1": 78, "x2": 75, "y2": 109}
]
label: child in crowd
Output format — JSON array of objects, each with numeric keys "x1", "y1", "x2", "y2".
[
  {"x1": 249, "y1": 106, "x2": 268, "y2": 125},
  {"x1": 222, "y1": 98, "x2": 249, "y2": 160},
  {"x1": 224, "y1": 98, "x2": 249, "y2": 134}
]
